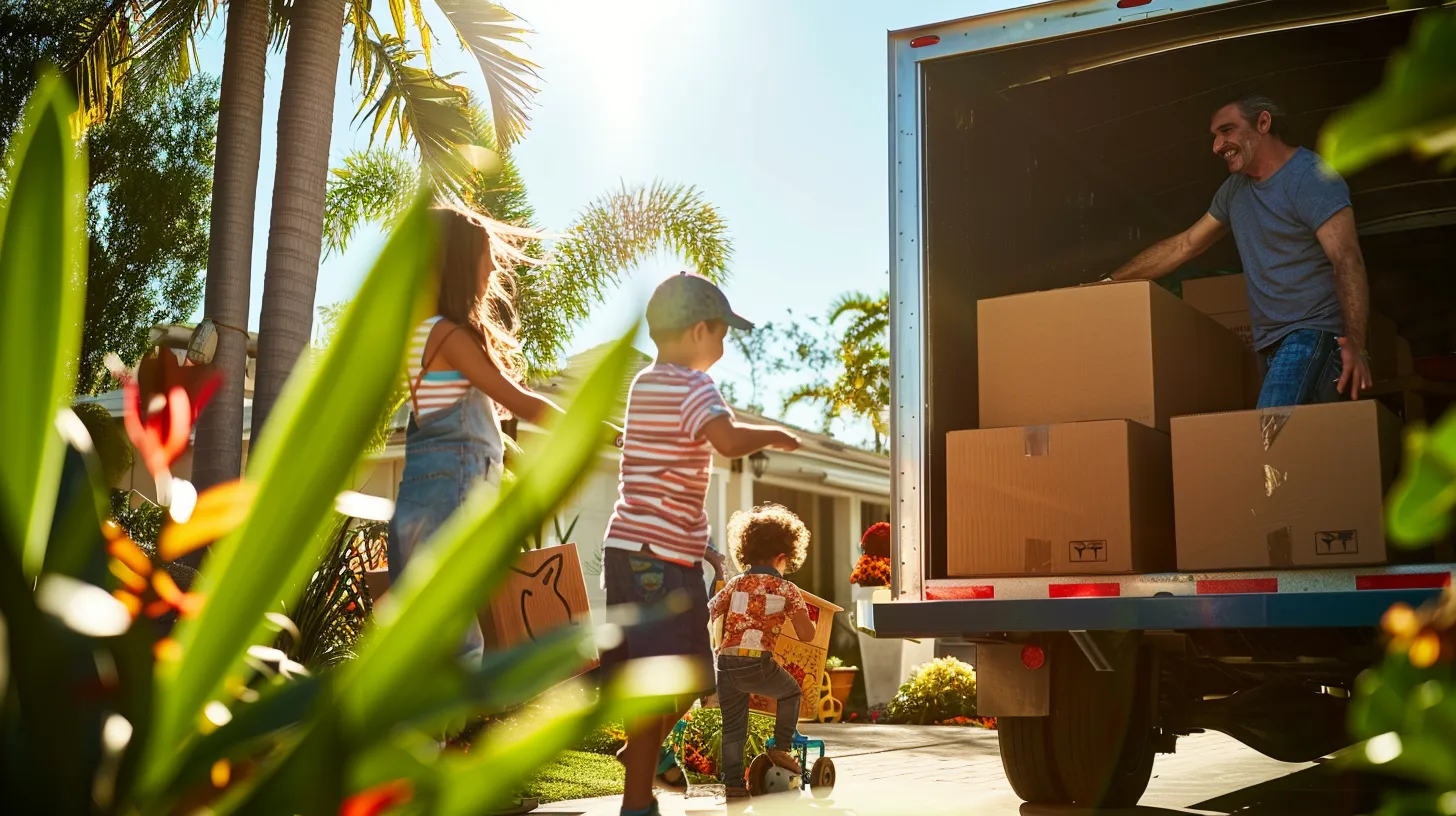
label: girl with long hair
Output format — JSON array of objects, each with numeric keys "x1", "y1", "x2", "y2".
[{"x1": 387, "y1": 205, "x2": 564, "y2": 661}]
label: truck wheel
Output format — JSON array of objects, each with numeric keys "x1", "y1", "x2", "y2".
[
  {"x1": 998, "y1": 716, "x2": 1067, "y2": 804},
  {"x1": 1048, "y1": 635, "x2": 1156, "y2": 808},
  {"x1": 998, "y1": 635, "x2": 1156, "y2": 807}
]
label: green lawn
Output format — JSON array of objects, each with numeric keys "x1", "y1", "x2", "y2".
[{"x1": 524, "y1": 750, "x2": 624, "y2": 803}]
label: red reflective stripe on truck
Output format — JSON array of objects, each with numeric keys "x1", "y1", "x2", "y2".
[
  {"x1": 1356, "y1": 573, "x2": 1451, "y2": 591},
  {"x1": 926, "y1": 585, "x2": 994, "y2": 600},
  {"x1": 1197, "y1": 578, "x2": 1279, "y2": 595},
  {"x1": 1049, "y1": 583, "x2": 1120, "y2": 598}
]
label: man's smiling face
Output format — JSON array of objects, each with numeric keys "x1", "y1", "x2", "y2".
[{"x1": 1210, "y1": 102, "x2": 1267, "y2": 175}]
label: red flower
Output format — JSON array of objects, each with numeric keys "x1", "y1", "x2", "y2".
[
  {"x1": 340, "y1": 779, "x2": 413, "y2": 816},
  {"x1": 114, "y1": 347, "x2": 220, "y2": 482},
  {"x1": 860, "y1": 522, "x2": 892, "y2": 558}
]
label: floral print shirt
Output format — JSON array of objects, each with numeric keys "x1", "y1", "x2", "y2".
[{"x1": 708, "y1": 567, "x2": 809, "y2": 656}]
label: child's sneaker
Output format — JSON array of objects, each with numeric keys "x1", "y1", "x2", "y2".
[{"x1": 766, "y1": 748, "x2": 802, "y2": 775}]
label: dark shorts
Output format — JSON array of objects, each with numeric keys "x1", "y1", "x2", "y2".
[{"x1": 600, "y1": 548, "x2": 715, "y2": 692}]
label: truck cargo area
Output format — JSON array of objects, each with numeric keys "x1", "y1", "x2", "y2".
[
  {"x1": 880, "y1": 1, "x2": 1456, "y2": 807},
  {"x1": 915, "y1": 4, "x2": 1455, "y2": 575}
]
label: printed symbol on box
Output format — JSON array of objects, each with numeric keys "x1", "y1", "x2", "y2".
[
  {"x1": 1069, "y1": 540, "x2": 1108, "y2": 563},
  {"x1": 1315, "y1": 530, "x2": 1358, "y2": 556}
]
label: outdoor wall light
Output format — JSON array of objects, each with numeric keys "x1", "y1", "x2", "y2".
[{"x1": 749, "y1": 450, "x2": 770, "y2": 479}]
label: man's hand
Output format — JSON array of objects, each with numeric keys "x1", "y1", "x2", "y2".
[
  {"x1": 1337, "y1": 336, "x2": 1372, "y2": 400},
  {"x1": 770, "y1": 430, "x2": 801, "y2": 452},
  {"x1": 704, "y1": 547, "x2": 725, "y2": 587}
]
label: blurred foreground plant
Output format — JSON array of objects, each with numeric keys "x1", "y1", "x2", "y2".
[{"x1": 0, "y1": 73, "x2": 697, "y2": 815}]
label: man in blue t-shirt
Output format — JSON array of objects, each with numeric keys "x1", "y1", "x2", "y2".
[{"x1": 1109, "y1": 94, "x2": 1373, "y2": 408}]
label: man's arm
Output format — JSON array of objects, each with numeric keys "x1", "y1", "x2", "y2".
[
  {"x1": 701, "y1": 416, "x2": 800, "y2": 459},
  {"x1": 1110, "y1": 213, "x2": 1227, "y2": 281},
  {"x1": 1315, "y1": 207, "x2": 1373, "y2": 398}
]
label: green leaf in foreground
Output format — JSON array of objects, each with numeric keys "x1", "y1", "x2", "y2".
[
  {"x1": 147, "y1": 192, "x2": 437, "y2": 782},
  {"x1": 1319, "y1": 10, "x2": 1456, "y2": 175},
  {"x1": 0, "y1": 70, "x2": 87, "y2": 577},
  {"x1": 339, "y1": 325, "x2": 639, "y2": 732},
  {"x1": 1386, "y1": 412, "x2": 1456, "y2": 547}
]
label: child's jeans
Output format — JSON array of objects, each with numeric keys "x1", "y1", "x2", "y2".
[{"x1": 717, "y1": 655, "x2": 801, "y2": 788}]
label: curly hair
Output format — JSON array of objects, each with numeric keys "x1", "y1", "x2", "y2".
[{"x1": 727, "y1": 503, "x2": 810, "y2": 574}]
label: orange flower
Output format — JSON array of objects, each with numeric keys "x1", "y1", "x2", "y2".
[
  {"x1": 850, "y1": 554, "x2": 892, "y2": 587},
  {"x1": 340, "y1": 779, "x2": 413, "y2": 816}
]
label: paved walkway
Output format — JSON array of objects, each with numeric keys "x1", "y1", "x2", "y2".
[{"x1": 534, "y1": 723, "x2": 1348, "y2": 816}]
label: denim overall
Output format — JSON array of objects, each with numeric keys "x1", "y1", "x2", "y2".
[{"x1": 387, "y1": 373, "x2": 503, "y2": 663}]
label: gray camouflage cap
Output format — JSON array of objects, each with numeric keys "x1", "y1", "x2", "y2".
[{"x1": 646, "y1": 272, "x2": 754, "y2": 333}]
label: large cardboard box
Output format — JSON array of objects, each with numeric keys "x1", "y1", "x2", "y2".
[
  {"x1": 946, "y1": 420, "x2": 1175, "y2": 576},
  {"x1": 978, "y1": 281, "x2": 1245, "y2": 432},
  {"x1": 1172, "y1": 401, "x2": 1401, "y2": 571},
  {"x1": 1182, "y1": 274, "x2": 1411, "y2": 392}
]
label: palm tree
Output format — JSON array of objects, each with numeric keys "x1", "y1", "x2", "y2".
[
  {"x1": 321, "y1": 142, "x2": 734, "y2": 379},
  {"x1": 784, "y1": 290, "x2": 890, "y2": 452},
  {"x1": 190, "y1": 0, "x2": 272, "y2": 497},
  {"x1": 249, "y1": 0, "x2": 540, "y2": 441},
  {"x1": 248, "y1": 0, "x2": 349, "y2": 436}
]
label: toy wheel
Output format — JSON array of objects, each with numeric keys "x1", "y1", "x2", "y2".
[
  {"x1": 748, "y1": 753, "x2": 800, "y2": 796},
  {"x1": 809, "y1": 757, "x2": 836, "y2": 798}
]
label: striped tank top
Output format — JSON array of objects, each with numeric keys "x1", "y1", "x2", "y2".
[{"x1": 408, "y1": 316, "x2": 470, "y2": 416}]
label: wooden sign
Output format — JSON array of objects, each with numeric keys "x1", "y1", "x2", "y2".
[{"x1": 479, "y1": 543, "x2": 597, "y2": 668}]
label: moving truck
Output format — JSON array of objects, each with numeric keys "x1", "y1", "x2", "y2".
[{"x1": 867, "y1": 0, "x2": 1456, "y2": 807}]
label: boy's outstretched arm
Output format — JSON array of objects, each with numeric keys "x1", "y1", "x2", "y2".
[{"x1": 701, "y1": 416, "x2": 801, "y2": 459}]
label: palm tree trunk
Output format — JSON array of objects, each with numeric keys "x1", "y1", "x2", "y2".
[
  {"x1": 190, "y1": 0, "x2": 270, "y2": 505},
  {"x1": 249, "y1": 0, "x2": 347, "y2": 442}
]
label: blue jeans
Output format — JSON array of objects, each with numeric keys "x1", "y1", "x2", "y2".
[
  {"x1": 1256, "y1": 329, "x2": 1345, "y2": 409},
  {"x1": 717, "y1": 655, "x2": 801, "y2": 788}
]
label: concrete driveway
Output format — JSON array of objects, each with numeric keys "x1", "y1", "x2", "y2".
[{"x1": 538, "y1": 723, "x2": 1394, "y2": 815}]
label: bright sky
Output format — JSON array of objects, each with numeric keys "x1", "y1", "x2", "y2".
[{"x1": 192, "y1": 0, "x2": 1028, "y2": 437}]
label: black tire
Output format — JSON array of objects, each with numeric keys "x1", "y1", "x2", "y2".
[
  {"x1": 998, "y1": 715, "x2": 1068, "y2": 804},
  {"x1": 1048, "y1": 635, "x2": 1156, "y2": 808},
  {"x1": 809, "y1": 757, "x2": 836, "y2": 798}
]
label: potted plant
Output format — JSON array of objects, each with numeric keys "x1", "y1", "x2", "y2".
[
  {"x1": 824, "y1": 656, "x2": 858, "y2": 709},
  {"x1": 851, "y1": 522, "x2": 937, "y2": 708}
]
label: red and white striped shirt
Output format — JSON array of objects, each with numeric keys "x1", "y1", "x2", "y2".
[{"x1": 604, "y1": 364, "x2": 731, "y2": 565}]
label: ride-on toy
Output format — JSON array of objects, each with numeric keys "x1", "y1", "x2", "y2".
[{"x1": 746, "y1": 732, "x2": 836, "y2": 798}]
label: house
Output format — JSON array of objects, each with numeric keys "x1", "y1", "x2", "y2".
[{"x1": 89, "y1": 337, "x2": 891, "y2": 618}]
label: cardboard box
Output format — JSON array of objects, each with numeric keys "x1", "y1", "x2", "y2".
[
  {"x1": 978, "y1": 281, "x2": 1245, "y2": 432},
  {"x1": 479, "y1": 543, "x2": 596, "y2": 663},
  {"x1": 945, "y1": 420, "x2": 1175, "y2": 576},
  {"x1": 712, "y1": 587, "x2": 843, "y2": 721},
  {"x1": 1182, "y1": 274, "x2": 1411, "y2": 389},
  {"x1": 1172, "y1": 401, "x2": 1401, "y2": 571}
]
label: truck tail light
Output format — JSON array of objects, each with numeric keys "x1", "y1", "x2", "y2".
[
  {"x1": 1021, "y1": 645, "x2": 1046, "y2": 670},
  {"x1": 1117, "y1": 0, "x2": 1154, "y2": 6},
  {"x1": 909, "y1": 35, "x2": 941, "y2": 48}
]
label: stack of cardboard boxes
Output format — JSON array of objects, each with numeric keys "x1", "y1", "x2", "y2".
[{"x1": 947, "y1": 279, "x2": 1404, "y2": 577}]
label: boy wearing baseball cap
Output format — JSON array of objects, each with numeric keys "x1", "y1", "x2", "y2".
[{"x1": 603, "y1": 272, "x2": 800, "y2": 816}]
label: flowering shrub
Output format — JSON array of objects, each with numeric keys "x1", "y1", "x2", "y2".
[
  {"x1": 937, "y1": 716, "x2": 998, "y2": 729},
  {"x1": 667, "y1": 706, "x2": 777, "y2": 783},
  {"x1": 576, "y1": 721, "x2": 629, "y2": 756},
  {"x1": 884, "y1": 657, "x2": 979, "y2": 725},
  {"x1": 850, "y1": 554, "x2": 891, "y2": 587}
]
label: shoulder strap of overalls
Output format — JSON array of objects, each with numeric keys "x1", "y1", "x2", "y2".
[{"x1": 410, "y1": 321, "x2": 466, "y2": 418}]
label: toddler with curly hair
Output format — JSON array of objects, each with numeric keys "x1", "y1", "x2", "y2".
[{"x1": 707, "y1": 503, "x2": 818, "y2": 799}]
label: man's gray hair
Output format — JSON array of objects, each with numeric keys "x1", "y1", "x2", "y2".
[{"x1": 1225, "y1": 93, "x2": 1286, "y2": 137}]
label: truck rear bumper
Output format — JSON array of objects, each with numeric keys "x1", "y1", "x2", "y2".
[{"x1": 870, "y1": 588, "x2": 1443, "y2": 637}]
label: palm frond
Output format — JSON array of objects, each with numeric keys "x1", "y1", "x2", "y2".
[
  {"x1": 351, "y1": 33, "x2": 479, "y2": 197},
  {"x1": 518, "y1": 181, "x2": 732, "y2": 375},
  {"x1": 433, "y1": 0, "x2": 540, "y2": 149},
  {"x1": 323, "y1": 147, "x2": 421, "y2": 256},
  {"x1": 66, "y1": 0, "x2": 142, "y2": 132},
  {"x1": 130, "y1": 0, "x2": 219, "y2": 88}
]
